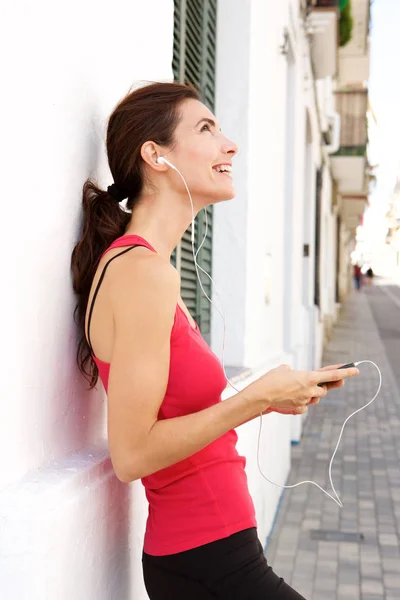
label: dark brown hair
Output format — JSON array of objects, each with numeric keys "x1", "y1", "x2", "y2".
[{"x1": 71, "y1": 81, "x2": 200, "y2": 388}]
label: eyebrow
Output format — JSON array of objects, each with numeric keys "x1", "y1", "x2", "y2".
[{"x1": 195, "y1": 117, "x2": 221, "y2": 131}]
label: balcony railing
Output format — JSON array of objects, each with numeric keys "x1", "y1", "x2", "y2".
[
  {"x1": 312, "y1": 0, "x2": 349, "y2": 7},
  {"x1": 315, "y1": 1, "x2": 339, "y2": 7},
  {"x1": 333, "y1": 89, "x2": 368, "y2": 156}
]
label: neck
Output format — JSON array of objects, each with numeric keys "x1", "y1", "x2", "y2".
[{"x1": 124, "y1": 192, "x2": 197, "y2": 261}]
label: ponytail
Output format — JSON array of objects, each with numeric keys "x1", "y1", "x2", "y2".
[
  {"x1": 71, "y1": 82, "x2": 200, "y2": 388},
  {"x1": 71, "y1": 180, "x2": 130, "y2": 389}
]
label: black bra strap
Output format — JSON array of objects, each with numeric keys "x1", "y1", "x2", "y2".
[{"x1": 87, "y1": 245, "x2": 144, "y2": 354}]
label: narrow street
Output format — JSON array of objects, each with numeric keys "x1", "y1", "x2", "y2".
[{"x1": 266, "y1": 280, "x2": 400, "y2": 600}]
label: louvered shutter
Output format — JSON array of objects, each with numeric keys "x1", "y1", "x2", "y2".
[
  {"x1": 172, "y1": 0, "x2": 217, "y2": 344},
  {"x1": 314, "y1": 169, "x2": 322, "y2": 308}
]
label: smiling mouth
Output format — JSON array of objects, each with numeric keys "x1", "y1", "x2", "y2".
[{"x1": 213, "y1": 165, "x2": 233, "y2": 178}]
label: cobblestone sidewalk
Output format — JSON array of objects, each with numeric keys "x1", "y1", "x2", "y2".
[{"x1": 266, "y1": 291, "x2": 400, "y2": 600}]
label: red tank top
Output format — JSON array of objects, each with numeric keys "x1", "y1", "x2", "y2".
[{"x1": 88, "y1": 234, "x2": 257, "y2": 556}]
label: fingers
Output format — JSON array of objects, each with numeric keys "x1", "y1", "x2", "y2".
[
  {"x1": 325, "y1": 379, "x2": 345, "y2": 391},
  {"x1": 315, "y1": 367, "x2": 359, "y2": 385},
  {"x1": 308, "y1": 397, "x2": 320, "y2": 405},
  {"x1": 306, "y1": 379, "x2": 344, "y2": 406},
  {"x1": 317, "y1": 363, "x2": 347, "y2": 372},
  {"x1": 312, "y1": 384, "x2": 328, "y2": 399}
]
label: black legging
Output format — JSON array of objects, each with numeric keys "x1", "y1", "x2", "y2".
[{"x1": 142, "y1": 527, "x2": 306, "y2": 599}]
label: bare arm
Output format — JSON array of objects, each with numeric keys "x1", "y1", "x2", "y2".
[
  {"x1": 106, "y1": 253, "x2": 266, "y2": 482},
  {"x1": 106, "y1": 253, "x2": 359, "y2": 483}
]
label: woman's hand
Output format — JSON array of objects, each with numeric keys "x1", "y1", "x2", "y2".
[
  {"x1": 243, "y1": 363, "x2": 359, "y2": 416},
  {"x1": 262, "y1": 363, "x2": 352, "y2": 415}
]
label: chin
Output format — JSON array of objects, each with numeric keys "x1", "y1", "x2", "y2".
[
  {"x1": 200, "y1": 186, "x2": 236, "y2": 208},
  {"x1": 214, "y1": 185, "x2": 236, "y2": 203}
]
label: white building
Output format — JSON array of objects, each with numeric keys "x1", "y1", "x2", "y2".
[
  {"x1": 1, "y1": 1, "x2": 369, "y2": 599},
  {"x1": 213, "y1": 0, "x2": 342, "y2": 546},
  {"x1": 332, "y1": 0, "x2": 371, "y2": 296},
  {"x1": 383, "y1": 175, "x2": 400, "y2": 277}
]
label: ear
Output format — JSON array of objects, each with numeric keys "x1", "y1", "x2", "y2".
[{"x1": 141, "y1": 142, "x2": 168, "y2": 172}]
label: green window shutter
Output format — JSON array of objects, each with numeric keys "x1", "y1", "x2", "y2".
[
  {"x1": 170, "y1": 1, "x2": 182, "y2": 271},
  {"x1": 172, "y1": 0, "x2": 217, "y2": 344},
  {"x1": 172, "y1": 2, "x2": 182, "y2": 84}
]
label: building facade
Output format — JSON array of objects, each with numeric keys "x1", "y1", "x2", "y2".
[
  {"x1": 332, "y1": 0, "x2": 371, "y2": 299},
  {"x1": 1, "y1": 1, "x2": 370, "y2": 599}
]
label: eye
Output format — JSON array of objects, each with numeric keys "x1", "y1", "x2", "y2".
[{"x1": 200, "y1": 123, "x2": 212, "y2": 133}]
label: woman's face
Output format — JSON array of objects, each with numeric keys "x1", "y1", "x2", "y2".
[{"x1": 165, "y1": 99, "x2": 238, "y2": 209}]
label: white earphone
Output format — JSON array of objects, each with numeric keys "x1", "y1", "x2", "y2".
[
  {"x1": 156, "y1": 155, "x2": 382, "y2": 508},
  {"x1": 157, "y1": 156, "x2": 171, "y2": 167}
]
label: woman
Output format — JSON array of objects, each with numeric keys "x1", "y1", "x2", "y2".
[{"x1": 71, "y1": 82, "x2": 358, "y2": 599}]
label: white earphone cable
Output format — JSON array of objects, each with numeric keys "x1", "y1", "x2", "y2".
[
  {"x1": 163, "y1": 156, "x2": 240, "y2": 393},
  {"x1": 256, "y1": 360, "x2": 382, "y2": 507},
  {"x1": 160, "y1": 156, "x2": 383, "y2": 507}
]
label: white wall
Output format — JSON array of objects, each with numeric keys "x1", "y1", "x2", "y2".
[
  {"x1": 320, "y1": 168, "x2": 338, "y2": 335},
  {"x1": 214, "y1": 0, "x2": 334, "y2": 542},
  {"x1": 1, "y1": 1, "x2": 174, "y2": 599},
  {"x1": 211, "y1": 0, "x2": 252, "y2": 369},
  {"x1": 245, "y1": 0, "x2": 288, "y2": 369},
  {"x1": 214, "y1": 0, "x2": 293, "y2": 543}
]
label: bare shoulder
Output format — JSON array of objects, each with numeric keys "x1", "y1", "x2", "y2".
[
  {"x1": 105, "y1": 251, "x2": 180, "y2": 482},
  {"x1": 108, "y1": 250, "x2": 181, "y2": 323}
]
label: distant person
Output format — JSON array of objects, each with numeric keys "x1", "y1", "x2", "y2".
[
  {"x1": 365, "y1": 266, "x2": 374, "y2": 286},
  {"x1": 354, "y1": 263, "x2": 362, "y2": 291}
]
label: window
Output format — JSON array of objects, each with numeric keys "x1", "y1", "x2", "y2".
[{"x1": 172, "y1": 0, "x2": 217, "y2": 344}]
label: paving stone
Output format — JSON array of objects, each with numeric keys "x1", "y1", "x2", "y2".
[
  {"x1": 338, "y1": 583, "x2": 360, "y2": 598},
  {"x1": 265, "y1": 287, "x2": 400, "y2": 599},
  {"x1": 382, "y1": 572, "x2": 400, "y2": 589},
  {"x1": 361, "y1": 579, "x2": 385, "y2": 595},
  {"x1": 382, "y1": 557, "x2": 400, "y2": 573}
]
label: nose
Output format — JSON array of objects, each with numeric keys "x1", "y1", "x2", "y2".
[{"x1": 221, "y1": 135, "x2": 238, "y2": 157}]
